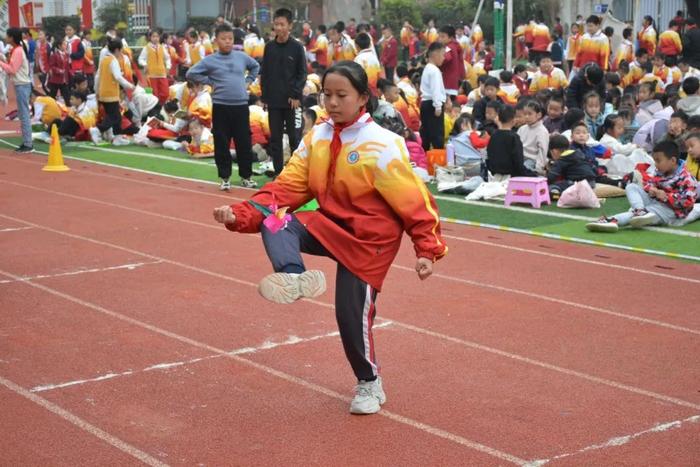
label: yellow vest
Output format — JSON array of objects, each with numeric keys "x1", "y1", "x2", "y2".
[
  {"x1": 190, "y1": 44, "x2": 202, "y2": 65},
  {"x1": 146, "y1": 44, "x2": 166, "y2": 77},
  {"x1": 98, "y1": 55, "x2": 120, "y2": 102},
  {"x1": 36, "y1": 96, "x2": 64, "y2": 125}
]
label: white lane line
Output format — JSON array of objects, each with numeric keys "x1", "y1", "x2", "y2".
[
  {"x1": 0, "y1": 261, "x2": 161, "y2": 285},
  {"x1": 435, "y1": 195, "x2": 700, "y2": 238},
  {"x1": 0, "y1": 179, "x2": 221, "y2": 231},
  {"x1": 0, "y1": 226, "x2": 32, "y2": 233},
  {"x1": 441, "y1": 233, "x2": 700, "y2": 283},
  {"x1": 390, "y1": 264, "x2": 700, "y2": 336},
  {"x1": 1, "y1": 197, "x2": 694, "y2": 335},
  {"x1": 2, "y1": 171, "x2": 692, "y2": 283},
  {"x1": 0, "y1": 375, "x2": 169, "y2": 467},
  {"x1": 75, "y1": 144, "x2": 216, "y2": 166},
  {"x1": 0, "y1": 144, "x2": 248, "y2": 200},
  {"x1": 0, "y1": 267, "x2": 525, "y2": 465},
  {"x1": 525, "y1": 414, "x2": 700, "y2": 466},
  {"x1": 30, "y1": 322, "x2": 393, "y2": 394},
  {"x1": 392, "y1": 320, "x2": 700, "y2": 411},
  {"x1": 3, "y1": 213, "x2": 698, "y2": 414}
]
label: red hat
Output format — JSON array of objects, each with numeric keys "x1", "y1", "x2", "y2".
[{"x1": 456, "y1": 94, "x2": 468, "y2": 106}]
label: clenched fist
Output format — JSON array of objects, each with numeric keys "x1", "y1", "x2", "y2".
[
  {"x1": 415, "y1": 257, "x2": 433, "y2": 280},
  {"x1": 213, "y1": 205, "x2": 236, "y2": 226}
]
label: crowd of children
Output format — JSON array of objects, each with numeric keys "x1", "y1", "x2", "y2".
[{"x1": 2, "y1": 9, "x2": 699, "y2": 229}]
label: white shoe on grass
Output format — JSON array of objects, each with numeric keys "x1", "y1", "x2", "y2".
[
  {"x1": 258, "y1": 270, "x2": 326, "y2": 304},
  {"x1": 630, "y1": 210, "x2": 658, "y2": 228},
  {"x1": 89, "y1": 127, "x2": 103, "y2": 145},
  {"x1": 586, "y1": 217, "x2": 619, "y2": 233},
  {"x1": 104, "y1": 128, "x2": 115, "y2": 142},
  {"x1": 350, "y1": 377, "x2": 386, "y2": 415}
]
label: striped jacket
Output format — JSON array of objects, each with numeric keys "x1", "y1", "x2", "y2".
[{"x1": 228, "y1": 113, "x2": 447, "y2": 290}]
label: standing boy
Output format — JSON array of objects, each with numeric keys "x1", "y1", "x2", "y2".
[
  {"x1": 419, "y1": 42, "x2": 446, "y2": 151},
  {"x1": 187, "y1": 24, "x2": 260, "y2": 190},
  {"x1": 260, "y1": 8, "x2": 307, "y2": 179}
]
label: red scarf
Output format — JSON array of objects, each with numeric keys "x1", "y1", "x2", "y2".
[{"x1": 327, "y1": 110, "x2": 369, "y2": 190}]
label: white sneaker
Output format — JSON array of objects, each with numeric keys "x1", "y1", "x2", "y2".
[
  {"x1": 89, "y1": 127, "x2": 103, "y2": 145},
  {"x1": 111, "y1": 135, "x2": 131, "y2": 146},
  {"x1": 585, "y1": 217, "x2": 619, "y2": 232},
  {"x1": 630, "y1": 210, "x2": 658, "y2": 228},
  {"x1": 258, "y1": 270, "x2": 326, "y2": 304},
  {"x1": 219, "y1": 179, "x2": 231, "y2": 191},
  {"x1": 240, "y1": 178, "x2": 258, "y2": 189},
  {"x1": 350, "y1": 377, "x2": 386, "y2": 415},
  {"x1": 104, "y1": 128, "x2": 115, "y2": 142}
]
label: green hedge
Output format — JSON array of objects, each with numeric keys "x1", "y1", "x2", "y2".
[
  {"x1": 187, "y1": 16, "x2": 217, "y2": 34},
  {"x1": 42, "y1": 16, "x2": 81, "y2": 40}
]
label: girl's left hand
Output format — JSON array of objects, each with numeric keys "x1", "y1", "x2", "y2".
[{"x1": 415, "y1": 257, "x2": 433, "y2": 280}]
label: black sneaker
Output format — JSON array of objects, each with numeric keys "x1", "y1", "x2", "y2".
[{"x1": 14, "y1": 144, "x2": 34, "y2": 153}]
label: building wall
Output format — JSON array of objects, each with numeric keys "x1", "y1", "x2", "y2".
[{"x1": 558, "y1": 0, "x2": 686, "y2": 32}]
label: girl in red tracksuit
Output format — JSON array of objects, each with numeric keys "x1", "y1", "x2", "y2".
[
  {"x1": 213, "y1": 61, "x2": 447, "y2": 415},
  {"x1": 47, "y1": 38, "x2": 71, "y2": 102}
]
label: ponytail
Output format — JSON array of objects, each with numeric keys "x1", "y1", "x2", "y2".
[{"x1": 596, "y1": 114, "x2": 621, "y2": 141}]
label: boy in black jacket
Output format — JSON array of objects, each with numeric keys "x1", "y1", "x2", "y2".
[
  {"x1": 486, "y1": 105, "x2": 534, "y2": 179},
  {"x1": 473, "y1": 76, "x2": 503, "y2": 129},
  {"x1": 261, "y1": 8, "x2": 307, "y2": 178},
  {"x1": 546, "y1": 134, "x2": 597, "y2": 199}
]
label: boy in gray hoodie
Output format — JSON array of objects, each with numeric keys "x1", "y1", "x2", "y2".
[{"x1": 677, "y1": 77, "x2": 700, "y2": 117}]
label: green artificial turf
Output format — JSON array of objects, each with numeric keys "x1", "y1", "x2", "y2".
[{"x1": 4, "y1": 137, "x2": 698, "y2": 261}]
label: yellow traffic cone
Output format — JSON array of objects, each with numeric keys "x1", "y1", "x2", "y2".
[{"x1": 42, "y1": 124, "x2": 69, "y2": 172}]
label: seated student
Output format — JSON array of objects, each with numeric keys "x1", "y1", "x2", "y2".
[
  {"x1": 559, "y1": 108, "x2": 586, "y2": 141},
  {"x1": 597, "y1": 114, "x2": 639, "y2": 155},
  {"x1": 517, "y1": 99, "x2": 549, "y2": 175},
  {"x1": 684, "y1": 132, "x2": 700, "y2": 181},
  {"x1": 379, "y1": 78, "x2": 419, "y2": 132},
  {"x1": 543, "y1": 94, "x2": 565, "y2": 133},
  {"x1": 163, "y1": 119, "x2": 214, "y2": 158},
  {"x1": 187, "y1": 81, "x2": 212, "y2": 127},
  {"x1": 467, "y1": 74, "x2": 488, "y2": 106},
  {"x1": 677, "y1": 77, "x2": 700, "y2": 117},
  {"x1": 637, "y1": 81, "x2": 664, "y2": 125},
  {"x1": 528, "y1": 53, "x2": 568, "y2": 94},
  {"x1": 497, "y1": 70, "x2": 520, "y2": 105},
  {"x1": 141, "y1": 99, "x2": 188, "y2": 146},
  {"x1": 546, "y1": 134, "x2": 597, "y2": 199},
  {"x1": 582, "y1": 91, "x2": 608, "y2": 139},
  {"x1": 30, "y1": 92, "x2": 67, "y2": 131},
  {"x1": 71, "y1": 74, "x2": 98, "y2": 113},
  {"x1": 571, "y1": 121, "x2": 631, "y2": 187},
  {"x1": 486, "y1": 105, "x2": 534, "y2": 181},
  {"x1": 57, "y1": 91, "x2": 97, "y2": 140},
  {"x1": 659, "y1": 110, "x2": 689, "y2": 154},
  {"x1": 249, "y1": 93, "x2": 270, "y2": 160},
  {"x1": 128, "y1": 82, "x2": 161, "y2": 124},
  {"x1": 473, "y1": 76, "x2": 502, "y2": 128},
  {"x1": 448, "y1": 113, "x2": 489, "y2": 172},
  {"x1": 587, "y1": 141, "x2": 697, "y2": 231},
  {"x1": 678, "y1": 57, "x2": 700, "y2": 81},
  {"x1": 482, "y1": 100, "x2": 501, "y2": 135},
  {"x1": 512, "y1": 64, "x2": 529, "y2": 96},
  {"x1": 169, "y1": 80, "x2": 191, "y2": 108},
  {"x1": 617, "y1": 105, "x2": 638, "y2": 143}
]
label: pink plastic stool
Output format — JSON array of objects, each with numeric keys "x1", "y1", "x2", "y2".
[{"x1": 504, "y1": 177, "x2": 551, "y2": 208}]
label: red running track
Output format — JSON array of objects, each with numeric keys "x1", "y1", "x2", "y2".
[{"x1": 1, "y1": 152, "x2": 699, "y2": 466}]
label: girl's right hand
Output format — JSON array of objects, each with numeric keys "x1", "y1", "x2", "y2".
[{"x1": 213, "y1": 206, "x2": 236, "y2": 225}]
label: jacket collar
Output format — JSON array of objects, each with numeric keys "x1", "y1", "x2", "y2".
[{"x1": 323, "y1": 112, "x2": 372, "y2": 131}]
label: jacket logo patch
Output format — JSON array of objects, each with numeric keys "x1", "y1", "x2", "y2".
[{"x1": 347, "y1": 151, "x2": 360, "y2": 164}]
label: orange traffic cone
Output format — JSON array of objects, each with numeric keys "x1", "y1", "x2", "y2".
[{"x1": 42, "y1": 124, "x2": 69, "y2": 172}]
